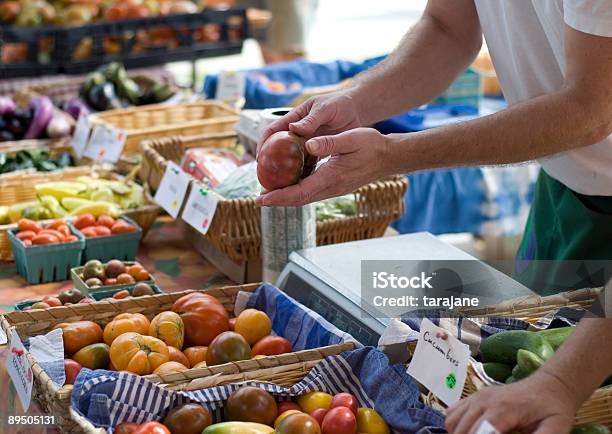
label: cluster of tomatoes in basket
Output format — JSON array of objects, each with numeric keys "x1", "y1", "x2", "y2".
[
  {"x1": 112, "y1": 386, "x2": 390, "y2": 434},
  {"x1": 79, "y1": 259, "x2": 151, "y2": 288},
  {"x1": 60, "y1": 293, "x2": 293, "y2": 383},
  {"x1": 74, "y1": 214, "x2": 137, "y2": 237},
  {"x1": 15, "y1": 218, "x2": 79, "y2": 247}
]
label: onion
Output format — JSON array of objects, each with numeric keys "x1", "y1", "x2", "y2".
[{"x1": 0, "y1": 96, "x2": 16, "y2": 116}]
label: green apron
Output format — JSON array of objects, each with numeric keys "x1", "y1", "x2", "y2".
[{"x1": 515, "y1": 169, "x2": 612, "y2": 295}]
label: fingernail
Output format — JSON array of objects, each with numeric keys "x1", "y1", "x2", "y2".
[
  {"x1": 255, "y1": 195, "x2": 265, "y2": 206},
  {"x1": 306, "y1": 139, "x2": 318, "y2": 153}
]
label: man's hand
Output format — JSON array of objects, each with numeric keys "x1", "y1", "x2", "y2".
[
  {"x1": 255, "y1": 128, "x2": 391, "y2": 207},
  {"x1": 257, "y1": 92, "x2": 363, "y2": 152},
  {"x1": 445, "y1": 371, "x2": 578, "y2": 434}
]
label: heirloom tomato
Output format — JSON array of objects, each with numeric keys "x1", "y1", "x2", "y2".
[
  {"x1": 103, "y1": 313, "x2": 150, "y2": 345},
  {"x1": 109, "y1": 332, "x2": 169, "y2": 375},
  {"x1": 183, "y1": 346, "x2": 208, "y2": 367},
  {"x1": 234, "y1": 309, "x2": 271, "y2": 345},
  {"x1": 251, "y1": 336, "x2": 292, "y2": 356},
  {"x1": 206, "y1": 331, "x2": 251, "y2": 366},
  {"x1": 54, "y1": 320, "x2": 103, "y2": 355},
  {"x1": 149, "y1": 311, "x2": 184, "y2": 349},
  {"x1": 171, "y1": 293, "x2": 229, "y2": 346},
  {"x1": 163, "y1": 403, "x2": 212, "y2": 434},
  {"x1": 276, "y1": 413, "x2": 321, "y2": 434},
  {"x1": 167, "y1": 346, "x2": 191, "y2": 367},
  {"x1": 226, "y1": 386, "x2": 277, "y2": 426},
  {"x1": 73, "y1": 343, "x2": 110, "y2": 370}
]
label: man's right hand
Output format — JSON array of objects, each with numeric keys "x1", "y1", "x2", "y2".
[{"x1": 257, "y1": 91, "x2": 363, "y2": 152}]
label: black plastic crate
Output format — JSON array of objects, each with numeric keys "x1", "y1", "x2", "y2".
[{"x1": 0, "y1": 7, "x2": 248, "y2": 79}]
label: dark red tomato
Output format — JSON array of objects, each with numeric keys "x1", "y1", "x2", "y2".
[
  {"x1": 162, "y1": 403, "x2": 212, "y2": 434},
  {"x1": 251, "y1": 336, "x2": 293, "y2": 356},
  {"x1": 206, "y1": 331, "x2": 251, "y2": 366},
  {"x1": 64, "y1": 359, "x2": 82, "y2": 385},
  {"x1": 277, "y1": 413, "x2": 322, "y2": 434},
  {"x1": 310, "y1": 408, "x2": 328, "y2": 426},
  {"x1": 321, "y1": 407, "x2": 357, "y2": 434},
  {"x1": 278, "y1": 400, "x2": 301, "y2": 415},
  {"x1": 226, "y1": 386, "x2": 278, "y2": 426}
]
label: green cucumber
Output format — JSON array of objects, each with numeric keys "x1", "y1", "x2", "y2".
[
  {"x1": 516, "y1": 349, "x2": 545, "y2": 376},
  {"x1": 571, "y1": 423, "x2": 610, "y2": 434},
  {"x1": 512, "y1": 363, "x2": 530, "y2": 380},
  {"x1": 480, "y1": 330, "x2": 554, "y2": 364},
  {"x1": 483, "y1": 362, "x2": 514, "y2": 382},
  {"x1": 537, "y1": 326, "x2": 574, "y2": 350}
]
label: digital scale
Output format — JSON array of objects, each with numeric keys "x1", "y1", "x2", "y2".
[{"x1": 276, "y1": 232, "x2": 535, "y2": 346}]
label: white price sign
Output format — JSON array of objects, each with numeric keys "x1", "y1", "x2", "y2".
[
  {"x1": 71, "y1": 113, "x2": 91, "y2": 158},
  {"x1": 181, "y1": 183, "x2": 219, "y2": 236},
  {"x1": 6, "y1": 329, "x2": 33, "y2": 411},
  {"x1": 154, "y1": 161, "x2": 191, "y2": 218},
  {"x1": 216, "y1": 71, "x2": 246, "y2": 104},
  {"x1": 82, "y1": 124, "x2": 126, "y2": 163},
  {"x1": 406, "y1": 318, "x2": 470, "y2": 406}
]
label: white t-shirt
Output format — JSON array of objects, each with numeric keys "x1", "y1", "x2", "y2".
[{"x1": 474, "y1": 0, "x2": 612, "y2": 196}]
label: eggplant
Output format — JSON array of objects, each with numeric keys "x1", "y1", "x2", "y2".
[
  {"x1": 81, "y1": 71, "x2": 105, "y2": 96},
  {"x1": 25, "y1": 96, "x2": 54, "y2": 139},
  {"x1": 117, "y1": 78, "x2": 142, "y2": 105},
  {"x1": 63, "y1": 97, "x2": 90, "y2": 119},
  {"x1": 87, "y1": 83, "x2": 121, "y2": 111},
  {"x1": 0, "y1": 97, "x2": 16, "y2": 116}
]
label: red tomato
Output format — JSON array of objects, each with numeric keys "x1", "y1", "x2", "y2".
[
  {"x1": 251, "y1": 336, "x2": 293, "y2": 356},
  {"x1": 93, "y1": 226, "x2": 112, "y2": 236},
  {"x1": 104, "y1": 278, "x2": 118, "y2": 286},
  {"x1": 310, "y1": 408, "x2": 329, "y2": 426},
  {"x1": 81, "y1": 227, "x2": 98, "y2": 238},
  {"x1": 133, "y1": 422, "x2": 171, "y2": 434},
  {"x1": 18, "y1": 219, "x2": 41, "y2": 233},
  {"x1": 42, "y1": 296, "x2": 62, "y2": 307},
  {"x1": 330, "y1": 393, "x2": 358, "y2": 416},
  {"x1": 97, "y1": 215, "x2": 116, "y2": 228},
  {"x1": 65, "y1": 235, "x2": 79, "y2": 243},
  {"x1": 321, "y1": 407, "x2": 357, "y2": 434},
  {"x1": 278, "y1": 401, "x2": 301, "y2": 414},
  {"x1": 32, "y1": 233, "x2": 60, "y2": 245},
  {"x1": 64, "y1": 359, "x2": 82, "y2": 385},
  {"x1": 16, "y1": 230, "x2": 36, "y2": 241},
  {"x1": 74, "y1": 214, "x2": 96, "y2": 230},
  {"x1": 55, "y1": 224, "x2": 71, "y2": 238},
  {"x1": 46, "y1": 219, "x2": 67, "y2": 231},
  {"x1": 39, "y1": 229, "x2": 66, "y2": 242},
  {"x1": 114, "y1": 421, "x2": 140, "y2": 434},
  {"x1": 111, "y1": 220, "x2": 137, "y2": 234},
  {"x1": 113, "y1": 290, "x2": 130, "y2": 299}
]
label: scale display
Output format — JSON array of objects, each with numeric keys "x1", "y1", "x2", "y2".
[{"x1": 276, "y1": 232, "x2": 535, "y2": 346}]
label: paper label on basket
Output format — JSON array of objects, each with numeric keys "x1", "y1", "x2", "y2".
[
  {"x1": 83, "y1": 124, "x2": 126, "y2": 163},
  {"x1": 216, "y1": 71, "x2": 246, "y2": 104},
  {"x1": 71, "y1": 113, "x2": 92, "y2": 158},
  {"x1": 0, "y1": 326, "x2": 7, "y2": 345},
  {"x1": 474, "y1": 420, "x2": 501, "y2": 434},
  {"x1": 406, "y1": 318, "x2": 469, "y2": 406},
  {"x1": 181, "y1": 184, "x2": 219, "y2": 236},
  {"x1": 154, "y1": 161, "x2": 191, "y2": 219},
  {"x1": 6, "y1": 329, "x2": 33, "y2": 411}
]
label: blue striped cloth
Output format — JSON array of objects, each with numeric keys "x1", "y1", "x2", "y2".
[{"x1": 71, "y1": 347, "x2": 445, "y2": 433}]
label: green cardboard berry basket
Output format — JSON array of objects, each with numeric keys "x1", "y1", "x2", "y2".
[
  {"x1": 13, "y1": 284, "x2": 164, "y2": 311},
  {"x1": 8, "y1": 227, "x2": 85, "y2": 284},
  {"x1": 70, "y1": 216, "x2": 143, "y2": 264},
  {"x1": 70, "y1": 261, "x2": 156, "y2": 294}
]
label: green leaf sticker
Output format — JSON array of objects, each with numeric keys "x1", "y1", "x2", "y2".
[{"x1": 446, "y1": 373, "x2": 457, "y2": 390}]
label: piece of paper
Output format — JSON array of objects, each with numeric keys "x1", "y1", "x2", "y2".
[
  {"x1": 71, "y1": 113, "x2": 91, "y2": 158},
  {"x1": 181, "y1": 183, "x2": 219, "y2": 236},
  {"x1": 82, "y1": 124, "x2": 126, "y2": 163},
  {"x1": 154, "y1": 161, "x2": 191, "y2": 219},
  {"x1": 406, "y1": 318, "x2": 470, "y2": 406},
  {"x1": 216, "y1": 70, "x2": 246, "y2": 104},
  {"x1": 6, "y1": 329, "x2": 33, "y2": 411},
  {"x1": 474, "y1": 420, "x2": 501, "y2": 434},
  {"x1": 29, "y1": 329, "x2": 65, "y2": 387},
  {"x1": 0, "y1": 326, "x2": 7, "y2": 345}
]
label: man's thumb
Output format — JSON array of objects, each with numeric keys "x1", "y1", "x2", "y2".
[{"x1": 305, "y1": 135, "x2": 340, "y2": 157}]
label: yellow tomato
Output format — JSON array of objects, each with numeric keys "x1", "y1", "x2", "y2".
[
  {"x1": 297, "y1": 391, "x2": 333, "y2": 414},
  {"x1": 234, "y1": 309, "x2": 272, "y2": 345},
  {"x1": 357, "y1": 408, "x2": 390, "y2": 434},
  {"x1": 274, "y1": 410, "x2": 302, "y2": 428}
]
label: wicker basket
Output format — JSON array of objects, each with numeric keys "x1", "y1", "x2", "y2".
[
  {"x1": 0, "y1": 166, "x2": 160, "y2": 261},
  {"x1": 0, "y1": 283, "x2": 355, "y2": 434},
  {"x1": 424, "y1": 287, "x2": 612, "y2": 429},
  {"x1": 139, "y1": 133, "x2": 408, "y2": 262},
  {"x1": 89, "y1": 101, "x2": 239, "y2": 158}
]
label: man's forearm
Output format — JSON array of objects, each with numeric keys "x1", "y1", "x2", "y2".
[
  {"x1": 346, "y1": 2, "x2": 482, "y2": 126},
  {"x1": 539, "y1": 318, "x2": 612, "y2": 411},
  {"x1": 384, "y1": 87, "x2": 611, "y2": 174}
]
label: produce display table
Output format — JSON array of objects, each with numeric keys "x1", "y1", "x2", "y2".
[{"x1": 0, "y1": 217, "x2": 233, "y2": 434}]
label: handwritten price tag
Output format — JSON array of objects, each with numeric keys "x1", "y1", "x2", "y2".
[
  {"x1": 181, "y1": 183, "x2": 219, "y2": 236},
  {"x1": 216, "y1": 70, "x2": 246, "y2": 105},
  {"x1": 6, "y1": 329, "x2": 33, "y2": 411},
  {"x1": 83, "y1": 124, "x2": 126, "y2": 163},
  {"x1": 154, "y1": 161, "x2": 191, "y2": 219},
  {"x1": 71, "y1": 113, "x2": 91, "y2": 158},
  {"x1": 406, "y1": 318, "x2": 470, "y2": 406}
]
